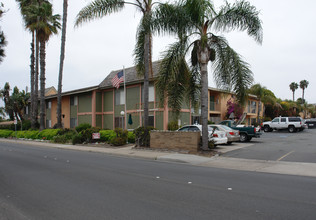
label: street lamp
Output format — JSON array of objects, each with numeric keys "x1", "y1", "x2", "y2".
[{"x1": 120, "y1": 111, "x2": 125, "y2": 129}]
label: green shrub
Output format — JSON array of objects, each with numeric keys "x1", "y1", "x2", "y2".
[
  {"x1": 110, "y1": 137, "x2": 126, "y2": 146},
  {"x1": 167, "y1": 121, "x2": 179, "y2": 131},
  {"x1": 127, "y1": 131, "x2": 135, "y2": 143},
  {"x1": 99, "y1": 130, "x2": 116, "y2": 142},
  {"x1": 37, "y1": 129, "x2": 60, "y2": 140},
  {"x1": 75, "y1": 123, "x2": 92, "y2": 133},
  {"x1": 208, "y1": 120, "x2": 215, "y2": 125},
  {"x1": 24, "y1": 130, "x2": 39, "y2": 139},
  {"x1": 53, "y1": 135, "x2": 69, "y2": 144},
  {"x1": 80, "y1": 127, "x2": 101, "y2": 143},
  {"x1": 72, "y1": 133, "x2": 84, "y2": 145},
  {"x1": 16, "y1": 131, "x2": 26, "y2": 139},
  {"x1": 0, "y1": 129, "x2": 14, "y2": 138},
  {"x1": 133, "y1": 126, "x2": 155, "y2": 147}
]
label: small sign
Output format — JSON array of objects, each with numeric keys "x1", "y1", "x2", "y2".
[
  {"x1": 92, "y1": 133, "x2": 100, "y2": 139},
  {"x1": 14, "y1": 120, "x2": 17, "y2": 125}
]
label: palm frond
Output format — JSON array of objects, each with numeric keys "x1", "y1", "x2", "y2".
[
  {"x1": 213, "y1": 0, "x2": 263, "y2": 43},
  {"x1": 210, "y1": 34, "x2": 253, "y2": 104},
  {"x1": 155, "y1": 38, "x2": 191, "y2": 113},
  {"x1": 75, "y1": 0, "x2": 124, "y2": 27}
]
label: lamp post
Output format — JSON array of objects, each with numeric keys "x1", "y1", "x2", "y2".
[{"x1": 120, "y1": 111, "x2": 125, "y2": 129}]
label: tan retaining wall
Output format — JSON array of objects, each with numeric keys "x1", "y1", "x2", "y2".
[{"x1": 150, "y1": 131, "x2": 200, "y2": 151}]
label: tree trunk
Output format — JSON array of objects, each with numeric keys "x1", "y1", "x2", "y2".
[
  {"x1": 257, "y1": 100, "x2": 261, "y2": 125},
  {"x1": 302, "y1": 89, "x2": 305, "y2": 104},
  {"x1": 143, "y1": 33, "x2": 151, "y2": 127},
  {"x1": 30, "y1": 31, "x2": 36, "y2": 128},
  {"x1": 198, "y1": 47, "x2": 210, "y2": 150},
  {"x1": 33, "y1": 32, "x2": 39, "y2": 128},
  {"x1": 57, "y1": 0, "x2": 68, "y2": 128},
  {"x1": 292, "y1": 91, "x2": 295, "y2": 102},
  {"x1": 39, "y1": 40, "x2": 46, "y2": 130}
]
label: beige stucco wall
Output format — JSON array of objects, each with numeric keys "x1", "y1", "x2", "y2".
[{"x1": 49, "y1": 96, "x2": 71, "y2": 128}]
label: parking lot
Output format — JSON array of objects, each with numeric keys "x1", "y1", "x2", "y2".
[{"x1": 223, "y1": 128, "x2": 316, "y2": 163}]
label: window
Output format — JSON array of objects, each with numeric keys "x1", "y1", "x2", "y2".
[
  {"x1": 115, "y1": 117, "x2": 125, "y2": 128},
  {"x1": 142, "y1": 85, "x2": 155, "y2": 102},
  {"x1": 191, "y1": 116, "x2": 201, "y2": 124},
  {"x1": 115, "y1": 89, "x2": 125, "y2": 105},
  {"x1": 281, "y1": 118, "x2": 286, "y2": 122},
  {"x1": 248, "y1": 101, "x2": 257, "y2": 113},
  {"x1": 272, "y1": 118, "x2": 279, "y2": 123},
  {"x1": 210, "y1": 96, "x2": 215, "y2": 110},
  {"x1": 70, "y1": 96, "x2": 78, "y2": 106},
  {"x1": 46, "y1": 101, "x2": 51, "y2": 109},
  {"x1": 46, "y1": 120, "x2": 51, "y2": 128},
  {"x1": 70, "y1": 118, "x2": 77, "y2": 128},
  {"x1": 142, "y1": 115, "x2": 154, "y2": 127},
  {"x1": 289, "y1": 117, "x2": 300, "y2": 122}
]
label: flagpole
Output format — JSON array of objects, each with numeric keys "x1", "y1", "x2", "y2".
[{"x1": 123, "y1": 66, "x2": 127, "y2": 130}]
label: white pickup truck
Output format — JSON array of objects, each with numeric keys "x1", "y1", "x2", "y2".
[{"x1": 262, "y1": 117, "x2": 306, "y2": 133}]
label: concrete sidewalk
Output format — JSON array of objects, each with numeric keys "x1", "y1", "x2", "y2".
[{"x1": 1, "y1": 138, "x2": 316, "y2": 177}]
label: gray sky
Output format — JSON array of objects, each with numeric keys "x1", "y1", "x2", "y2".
[{"x1": 1, "y1": 0, "x2": 315, "y2": 108}]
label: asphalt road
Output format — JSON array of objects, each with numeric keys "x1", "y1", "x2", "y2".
[
  {"x1": 223, "y1": 128, "x2": 316, "y2": 163},
  {"x1": 1, "y1": 141, "x2": 316, "y2": 220}
]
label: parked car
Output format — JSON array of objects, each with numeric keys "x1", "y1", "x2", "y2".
[
  {"x1": 209, "y1": 124, "x2": 240, "y2": 144},
  {"x1": 262, "y1": 117, "x2": 306, "y2": 133},
  {"x1": 177, "y1": 124, "x2": 227, "y2": 145},
  {"x1": 219, "y1": 120, "x2": 262, "y2": 142}
]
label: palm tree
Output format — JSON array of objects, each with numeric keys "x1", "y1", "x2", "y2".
[
  {"x1": 249, "y1": 84, "x2": 265, "y2": 125},
  {"x1": 57, "y1": 0, "x2": 68, "y2": 128},
  {"x1": 299, "y1": 80, "x2": 309, "y2": 104},
  {"x1": 289, "y1": 82, "x2": 298, "y2": 102},
  {"x1": 16, "y1": 0, "x2": 37, "y2": 128},
  {"x1": 27, "y1": 2, "x2": 60, "y2": 129},
  {"x1": 75, "y1": 0, "x2": 157, "y2": 128},
  {"x1": 0, "y1": 2, "x2": 7, "y2": 64},
  {"x1": 154, "y1": 0, "x2": 262, "y2": 150}
]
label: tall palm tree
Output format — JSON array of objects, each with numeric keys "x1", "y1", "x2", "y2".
[
  {"x1": 75, "y1": 0, "x2": 157, "y2": 128},
  {"x1": 57, "y1": 0, "x2": 68, "y2": 128},
  {"x1": 289, "y1": 82, "x2": 298, "y2": 102},
  {"x1": 27, "y1": 2, "x2": 60, "y2": 129},
  {"x1": 299, "y1": 80, "x2": 309, "y2": 104},
  {"x1": 154, "y1": 0, "x2": 262, "y2": 150},
  {"x1": 16, "y1": 0, "x2": 36, "y2": 128}
]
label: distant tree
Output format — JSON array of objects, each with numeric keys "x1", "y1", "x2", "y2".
[
  {"x1": 248, "y1": 83, "x2": 265, "y2": 124},
  {"x1": 289, "y1": 82, "x2": 298, "y2": 102},
  {"x1": 299, "y1": 80, "x2": 309, "y2": 104},
  {"x1": 0, "y1": 83, "x2": 30, "y2": 120}
]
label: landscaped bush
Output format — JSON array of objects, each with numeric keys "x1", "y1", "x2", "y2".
[
  {"x1": 23, "y1": 130, "x2": 39, "y2": 139},
  {"x1": 134, "y1": 126, "x2": 155, "y2": 147},
  {"x1": 99, "y1": 130, "x2": 116, "y2": 142},
  {"x1": 80, "y1": 127, "x2": 100, "y2": 143},
  {"x1": 72, "y1": 133, "x2": 84, "y2": 145},
  {"x1": 167, "y1": 121, "x2": 179, "y2": 131},
  {"x1": 37, "y1": 129, "x2": 60, "y2": 140},
  {"x1": 127, "y1": 131, "x2": 135, "y2": 143},
  {"x1": 110, "y1": 128, "x2": 128, "y2": 146},
  {"x1": 52, "y1": 135, "x2": 69, "y2": 144},
  {"x1": 0, "y1": 129, "x2": 13, "y2": 138},
  {"x1": 75, "y1": 123, "x2": 92, "y2": 133}
]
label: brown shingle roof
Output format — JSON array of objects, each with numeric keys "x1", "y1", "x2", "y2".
[{"x1": 99, "y1": 61, "x2": 161, "y2": 89}]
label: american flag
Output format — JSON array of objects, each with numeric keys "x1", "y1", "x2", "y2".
[{"x1": 111, "y1": 70, "x2": 124, "y2": 89}]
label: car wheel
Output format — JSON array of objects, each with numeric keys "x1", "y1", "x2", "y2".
[
  {"x1": 264, "y1": 126, "x2": 271, "y2": 132},
  {"x1": 288, "y1": 126, "x2": 296, "y2": 133},
  {"x1": 240, "y1": 133, "x2": 248, "y2": 142}
]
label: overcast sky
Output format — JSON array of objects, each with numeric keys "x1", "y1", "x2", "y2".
[{"x1": 1, "y1": 0, "x2": 315, "y2": 108}]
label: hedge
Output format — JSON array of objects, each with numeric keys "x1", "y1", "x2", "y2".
[
  {"x1": 0, "y1": 129, "x2": 14, "y2": 138},
  {"x1": 36, "y1": 129, "x2": 61, "y2": 140}
]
